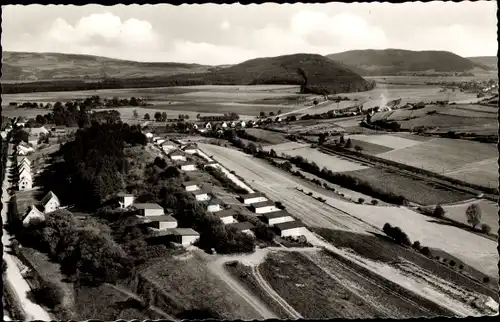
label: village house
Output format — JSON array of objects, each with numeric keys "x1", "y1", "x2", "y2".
[
  {"x1": 145, "y1": 132, "x2": 154, "y2": 139},
  {"x1": 156, "y1": 138, "x2": 166, "y2": 145},
  {"x1": 207, "y1": 198, "x2": 223, "y2": 213},
  {"x1": 204, "y1": 161, "x2": 218, "y2": 168},
  {"x1": 275, "y1": 220, "x2": 307, "y2": 237},
  {"x1": 213, "y1": 209, "x2": 236, "y2": 224},
  {"x1": 18, "y1": 175, "x2": 33, "y2": 191},
  {"x1": 168, "y1": 228, "x2": 200, "y2": 246},
  {"x1": 239, "y1": 192, "x2": 268, "y2": 205},
  {"x1": 177, "y1": 160, "x2": 197, "y2": 172},
  {"x1": 240, "y1": 120, "x2": 246, "y2": 128},
  {"x1": 18, "y1": 168, "x2": 32, "y2": 182},
  {"x1": 41, "y1": 191, "x2": 61, "y2": 214},
  {"x1": 261, "y1": 210, "x2": 295, "y2": 227},
  {"x1": 230, "y1": 121, "x2": 236, "y2": 128},
  {"x1": 204, "y1": 122, "x2": 212, "y2": 130},
  {"x1": 250, "y1": 200, "x2": 279, "y2": 214},
  {"x1": 17, "y1": 156, "x2": 31, "y2": 166},
  {"x1": 132, "y1": 203, "x2": 164, "y2": 217},
  {"x1": 221, "y1": 122, "x2": 228, "y2": 129},
  {"x1": 17, "y1": 144, "x2": 34, "y2": 155},
  {"x1": 193, "y1": 124, "x2": 199, "y2": 130},
  {"x1": 229, "y1": 221, "x2": 255, "y2": 236},
  {"x1": 182, "y1": 181, "x2": 200, "y2": 192},
  {"x1": 51, "y1": 126, "x2": 78, "y2": 136},
  {"x1": 161, "y1": 141, "x2": 177, "y2": 151},
  {"x1": 117, "y1": 192, "x2": 135, "y2": 209},
  {"x1": 152, "y1": 136, "x2": 162, "y2": 143},
  {"x1": 169, "y1": 151, "x2": 187, "y2": 161},
  {"x1": 18, "y1": 162, "x2": 30, "y2": 174},
  {"x1": 16, "y1": 117, "x2": 26, "y2": 127},
  {"x1": 182, "y1": 144, "x2": 198, "y2": 154},
  {"x1": 22, "y1": 205, "x2": 45, "y2": 227},
  {"x1": 192, "y1": 189, "x2": 210, "y2": 201},
  {"x1": 143, "y1": 214, "x2": 178, "y2": 230}
]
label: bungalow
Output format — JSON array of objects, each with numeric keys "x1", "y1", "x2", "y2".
[
  {"x1": 18, "y1": 176, "x2": 33, "y2": 191},
  {"x1": 178, "y1": 161, "x2": 197, "y2": 172},
  {"x1": 143, "y1": 214, "x2": 178, "y2": 230},
  {"x1": 250, "y1": 200, "x2": 279, "y2": 214},
  {"x1": 41, "y1": 191, "x2": 61, "y2": 214},
  {"x1": 229, "y1": 221, "x2": 255, "y2": 235},
  {"x1": 22, "y1": 205, "x2": 45, "y2": 227},
  {"x1": 239, "y1": 192, "x2": 268, "y2": 205},
  {"x1": 213, "y1": 209, "x2": 236, "y2": 224},
  {"x1": 192, "y1": 189, "x2": 210, "y2": 202},
  {"x1": 275, "y1": 220, "x2": 307, "y2": 237},
  {"x1": 182, "y1": 144, "x2": 198, "y2": 154},
  {"x1": 261, "y1": 210, "x2": 295, "y2": 227},
  {"x1": 207, "y1": 198, "x2": 223, "y2": 213},
  {"x1": 117, "y1": 192, "x2": 135, "y2": 208},
  {"x1": 169, "y1": 228, "x2": 200, "y2": 246},
  {"x1": 182, "y1": 181, "x2": 200, "y2": 192},
  {"x1": 132, "y1": 203, "x2": 164, "y2": 217},
  {"x1": 169, "y1": 151, "x2": 187, "y2": 162}
]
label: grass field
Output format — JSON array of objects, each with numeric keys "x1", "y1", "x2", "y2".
[
  {"x1": 1, "y1": 107, "x2": 49, "y2": 119},
  {"x1": 346, "y1": 134, "x2": 422, "y2": 150},
  {"x1": 348, "y1": 139, "x2": 394, "y2": 154},
  {"x1": 244, "y1": 128, "x2": 290, "y2": 145},
  {"x1": 442, "y1": 199, "x2": 499, "y2": 235},
  {"x1": 437, "y1": 108, "x2": 497, "y2": 118},
  {"x1": 444, "y1": 158, "x2": 498, "y2": 189},
  {"x1": 398, "y1": 114, "x2": 496, "y2": 131}
]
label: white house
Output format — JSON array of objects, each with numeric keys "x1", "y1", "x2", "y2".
[
  {"x1": 132, "y1": 203, "x2": 164, "y2": 217},
  {"x1": 214, "y1": 209, "x2": 236, "y2": 224},
  {"x1": 193, "y1": 124, "x2": 199, "y2": 130},
  {"x1": 117, "y1": 192, "x2": 135, "y2": 209},
  {"x1": 240, "y1": 121, "x2": 246, "y2": 128},
  {"x1": 17, "y1": 156, "x2": 31, "y2": 166},
  {"x1": 229, "y1": 221, "x2": 255, "y2": 235},
  {"x1": 205, "y1": 122, "x2": 212, "y2": 130},
  {"x1": 169, "y1": 228, "x2": 200, "y2": 246},
  {"x1": 182, "y1": 144, "x2": 198, "y2": 154},
  {"x1": 156, "y1": 139, "x2": 166, "y2": 145},
  {"x1": 207, "y1": 198, "x2": 223, "y2": 213},
  {"x1": 18, "y1": 176, "x2": 33, "y2": 191},
  {"x1": 22, "y1": 205, "x2": 45, "y2": 227},
  {"x1": 182, "y1": 181, "x2": 200, "y2": 192},
  {"x1": 261, "y1": 210, "x2": 295, "y2": 227},
  {"x1": 169, "y1": 151, "x2": 187, "y2": 162},
  {"x1": 230, "y1": 121, "x2": 236, "y2": 128},
  {"x1": 143, "y1": 214, "x2": 178, "y2": 230},
  {"x1": 161, "y1": 141, "x2": 176, "y2": 150},
  {"x1": 178, "y1": 161, "x2": 197, "y2": 172},
  {"x1": 250, "y1": 200, "x2": 279, "y2": 214},
  {"x1": 153, "y1": 136, "x2": 162, "y2": 142},
  {"x1": 192, "y1": 190, "x2": 210, "y2": 201},
  {"x1": 239, "y1": 192, "x2": 268, "y2": 205},
  {"x1": 17, "y1": 145, "x2": 34, "y2": 155},
  {"x1": 18, "y1": 168, "x2": 32, "y2": 181},
  {"x1": 18, "y1": 163, "x2": 30, "y2": 174},
  {"x1": 145, "y1": 132, "x2": 154, "y2": 139},
  {"x1": 41, "y1": 191, "x2": 61, "y2": 214},
  {"x1": 221, "y1": 122, "x2": 228, "y2": 129},
  {"x1": 275, "y1": 220, "x2": 307, "y2": 237}
]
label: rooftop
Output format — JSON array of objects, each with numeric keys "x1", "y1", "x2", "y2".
[
  {"x1": 169, "y1": 228, "x2": 200, "y2": 236},
  {"x1": 182, "y1": 181, "x2": 200, "y2": 187},
  {"x1": 240, "y1": 192, "x2": 264, "y2": 199},
  {"x1": 213, "y1": 209, "x2": 236, "y2": 218},
  {"x1": 262, "y1": 210, "x2": 292, "y2": 219},
  {"x1": 191, "y1": 190, "x2": 209, "y2": 196},
  {"x1": 132, "y1": 203, "x2": 164, "y2": 210},
  {"x1": 229, "y1": 221, "x2": 255, "y2": 231},
  {"x1": 250, "y1": 200, "x2": 275, "y2": 208},
  {"x1": 275, "y1": 220, "x2": 305, "y2": 231},
  {"x1": 117, "y1": 192, "x2": 134, "y2": 197},
  {"x1": 144, "y1": 215, "x2": 177, "y2": 222}
]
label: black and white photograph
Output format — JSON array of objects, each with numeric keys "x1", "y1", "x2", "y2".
[{"x1": 1, "y1": 1, "x2": 498, "y2": 320}]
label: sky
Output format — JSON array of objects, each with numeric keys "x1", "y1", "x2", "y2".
[{"x1": 2, "y1": 2, "x2": 497, "y2": 65}]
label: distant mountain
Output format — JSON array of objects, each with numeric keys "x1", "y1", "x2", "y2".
[
  {"x1": 466, "y1": 56, "x2": 498, "y2": 70},
  {"x1": 326, "y1": 49, "x2": 490, "y2": 76},
  {"x1": 1, "y1": 51, "x2": 213, "y2": 81},
  {"x1": 2, "y1": 53, "x2": 374, "y2": 95}
]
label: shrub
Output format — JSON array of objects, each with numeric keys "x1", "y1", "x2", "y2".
[
  {"x1": 458, "y1": 264, "x2": 464, "y2": 270},
  {"x1": 2, "y1": 259, "x2": 7, "y2": 274},
  {"x1": 449, "y1": 260, "x2": 456, "y2": 267},
  {"x1": 275, "y1": 201, "x2": 285, "y2": 209},
  {"x1": 483, "y1": 277, "x2": 490, "y2": 283},
  {"x1": 480, "y1": 223, "x2": 491, "y2": 234},
  {"x1": 307, "y1": 192, "x2": 313, "y2": 196},
  {"x1": 412, "y1": 241, "x2": 421, "y2": 251},
  {"x1": 432, "y1": 204, "x2": 445, "y2": 218},
  {"x1": 371, "y1": 199, "x2": 378, "y2": 205},
  {"x1": 382, "y1": 223, "x2": 411, "y2": 246},
  {"x1": 420, "y1": 247, "x2": 431, "y2": 256},
  {"x1": 465, "y1": 203, "x2": 482, "y2": 229},
  {"x1": 33, "y1": 280, "x2": 64, "y2": 308},
  {"x1": 358, "y1": 198, "x2": 365, "y2": 204},
  {"x1": 443, "y1": 258, "x2": 448, "y2": 263}
]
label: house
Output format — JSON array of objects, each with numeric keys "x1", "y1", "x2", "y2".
[
  {"x1": 117, "y1": 192, "x2": 135, "y2": 209},
  {"x1": 239, "y1": 192, "x2": 268, "y2": 205},
  {"x1": 213, "y1": 209, "x2": 236, "y2": 224},
  {"x1": 182, "y1": 144, "x2": 198, "y2": 154},
  {"x1": 221, "y1": 122, "x2": 228, "y2": 129},
  {"x1": 17, "y1": 156, "x2": 31, "y2": 166},
  {"x1": 169, "y1": 151, "x2": 187, "y2": 161},
  {"x1": 51, "y1": 126, "x2": 78, "y2": 136},
  {"x1": 193, "y1": 124, "x2": 199, "y2": 130},
  {"x1": 22, "y1": 205, "x2": 45, "y2": 227},
  {"x1": 161, "y1": 141, "x2": 176, "y2": 151},
  {"x1": 229, "y1": 221, "x2": 255, "y2": 235},
  {"x1": 17, "y1": 145, "x2": 34, "y2": 155},
  {"x1": 132, "y1": 203, "x2": 164, "y2": 217},
  {"x1": 169, "y1": 228, "x2": 200, "y2": 246},
  {"x1": 143, "y1": 214, "x2": 178, "y2": 230},
  {"x1": 28, "y1": 135, "x2": 38, "y2": 146},
  {"x1": 240, "y1": 121, "x2": 246, "y2": 128},
  {"x1": 18, "y1": 168, "x2": 32, "y2": 181},
  {"x1": 205, "y1": 122, "x2": 212, "y2": 130},
  {"x1": 275, "y1": 220, "x2": 307, "y2": 237},
  {"x1": 156, "y1": 139, "x2": 166, "y2": 145},
  {"x1": 261, "y1": 210, "x2": 295, "y2": 227},
  {"x1": 204, "y1": 161, "x2": 218, "y2": 168},
  {"x1": 18, "y1": 162, "x2": 30, "y2": 174},
  {"x1": 192, "y1": 189, "x2": 210, "y2": 201},
  {"x1": 250, "y1": 200, "x2": 279, "y2": 214},
  {"x1": 145, "y1": 132, "x2": 154, "y2": 139},
  {"x1": 152, "y1": 136, "x2": 161, "y2": 142},
  {"x1": 207, "y1": 198, "x2": 223, "y2": 213},
  {"x1": 182, "y1": 181, "x2": 200, "y2": 192},
  {"x1": 18, "y1": 176, "x2": 33, "y2": 191},
  {"x1": 41, "y1": 191, "x2": 61, "y2": 214},
  {"x1": 230, "y1": 121, "x2": 236, "y2": 128},
  {"x1": 178, "y1": 161, "x2": 197, "y2": 172}
]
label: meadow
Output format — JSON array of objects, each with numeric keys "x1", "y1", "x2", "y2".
[{"x1": 442, "y1": 199, "x2": 499, "y2": 236}]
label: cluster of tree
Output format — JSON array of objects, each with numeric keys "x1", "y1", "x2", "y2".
[
  {"x1": 360, "y1": 119, "x2": 402, "y2": 132},
  {"x1": 382, "y1": 223, "x2": 411, "y2": 247},
  {"x1": 205, "y1": 166, "x2": 248, "y2": 194},
  {"x1": 425, "y1": 203, "x2": 490, "y2": 234},
  {"x1": 411, "y1": 241, "x2": 431, "y2": 257},
  {"x1": 300, "y1": 110, "x2": 356, "y2": 121},
  {"x1": 198, "y1": 113, "x2": 239, "y2": 122}
]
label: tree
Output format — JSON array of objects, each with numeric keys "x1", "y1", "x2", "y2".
[
  {"x1": 354, "y1": 145, "x2": 363, "y2": 153},
  {"x1": 259, "y1": 111, "x2": 266, "y2": 118},
  {"x1": 433, "y1": 204, "x2": 445, "y2": 218},
  {"x1": 161, "y1": 112, "x2": 167, "y2": 122},
  {"x1": 277, "y1": 109, "x2": 282, "y2": 115},
  {"x1": 318, "y1": 133, "x2": 327, "y2": 145},
  {"x1": 339, "y1": 135, "x2": 345, "y2": 145},
  {"x1": 269, "y1": 112, "x2": 275, "y2": 117},
  {"x1": 154, "y1": 112, "x2": 162, "y2": 122},
  {"x1": 480, "y1": 223, "x2": 491, "y2": 234},
  {"x1": 465, "y1": 203, "x2": 481, "y2": 229},
  {"x1": 144, "y1": 113, "x2": 150, "y2": 120},
  {"x1": 313, "y1": 99, "x2": 319, "y2": 105},
  {"x1": 345, "y1": 138, "x2": 352, "y2": 149},
  {"x1": 421, "y1": 247, "x2": 431, "y2": 256},
  {"x1": 412, "y1": 241, "x2": 421, "y2": 251},
  {"x1": 133, "y1": 110, "x2": 139, "y2": 119},
  {"x1": 196, "y1": 113, "x2": 201, "y2": 119},
  {"x1": 33, "y1": 280, "x2": 64, "y2": 308}
]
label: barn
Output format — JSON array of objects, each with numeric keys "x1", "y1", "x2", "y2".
[
  {"x1": 133, "y1": 203, "x2": 165, "y2": 217},
  {"x1": 275, "y1": 220, "x2": 307, "y2": 237},
  {"x1": 239, "y1": 192, "x2": 268, "y2": 205},
  {"x1": 169, "y1": 228, "x2": 200, "y2": 246},
  {"x1": 261, "y1": 210, "x2": 295, "y2": 227},
  {"x1": 250, "y1": 200, "x2": 279, "y2": 214}
]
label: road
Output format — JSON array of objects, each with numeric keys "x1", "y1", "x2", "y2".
[{"x1": 1, "y1": 153, "x2": 53, "y2": 321}]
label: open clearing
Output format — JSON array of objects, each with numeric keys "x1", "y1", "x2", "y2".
[
  {"x1": 198, "y1": 144, "x2": 498, "y2": 279},
  {"x1": 244, "y1": 128, "x2": 290, "y2": 145},
  {"x1": 398, "y1": 114, "x2": 496, "y2": 131},
  {"x1": 346, "y1": 134, "x2": 422, "y2": 150},
  {"x1": 442, "y1": 199, "x2": 499, "y2": 235},
  {"x1": 444, "y1": 158, "x2": 498, "y2": 189}
]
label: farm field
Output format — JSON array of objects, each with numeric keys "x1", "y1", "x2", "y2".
[
  {"x1": 442, "y1": 199, "x2": 499, "y2": 235},
  {"x1": 444, "y1": 158, "x2": 498, "y2": 189},
  {"x1": 1, "y1": 107, "x2": 49, "y2": 119},
  {"x1": 261, "y1": 142, "x2": 310, "y2": 153},
  {"x1": 346, "y1": 134, "x2": 422, "y2": 150},
  {"x1": 347, "y1": 139, "x2": 394, "y2": 154},
  {"x1": 244, "y1": 128, "x2": 290, "y2": 145},
  {"x1": 437, "y1": 108, "x2": 497, "y2": 118},
  {"x1": 398, "y1": 114, "x2": 496, "y2": 131},
  {"x1": 346, "y1": 167, "x2": 473, "y2": 205},
  {"x1": 198, "y1": 144, "x2": 498, "y2": 279}
]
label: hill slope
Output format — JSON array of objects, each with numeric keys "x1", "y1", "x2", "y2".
[
  {"x1": 466, "y1": 56, "x2": 498, "y2": 70},
  {"x1": 326, "y1": 49, "x2": 488, "y2": 75},
  {"x1": 1, "y1": 51, "x2": 214, "y2": 81}
]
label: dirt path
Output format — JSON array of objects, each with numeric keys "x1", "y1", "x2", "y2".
[{"x1": 1, "y1": 156, "x2": 53, "y2": 321}]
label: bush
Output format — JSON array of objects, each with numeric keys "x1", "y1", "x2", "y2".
[
  {"x1": 412, "y1": 241, "x2": 421, "y2": 251},
  {"x1": 432, "y1": 204, "x2": 445, "y2": 218},
  {"x1": 480, "y1": 223, "x2": 491, "y2": 234},
  {"x1": 2, "y1": 259, "x2": 7, "y2": 274},
  {"x1": 443, "y1": 258, "x2": 448, "y2": 263},
  {"x1": 358, "y1": 198, "x2": 365, "y2": 204},
  {"x1": 458, "y1": 264, "x2": 464, "y2": 270},
  {"x1": 33, "y1": 280, "x2": 64, "y2": 308},
  {"x1": 420, "y1": 247, "x2": 431, "y2": 256},
  {"x1": 449, "y1": 260, "x2": 456, "y2": 267},
  {"x1": 275, "y1": 201, "x2": 285, "y2": 209},
  {"x1": 483, "y1": 277, "x2": 490, "y2": 283},
  {"x1": 307, "y1": 192, "x2": 313, "y2": 196},
  {"x1": 371, "y1": 199, "x2": 378, "y2": 205},
  {"x1": 382, "y1": 223, "x2": 411, "y2": 246}
]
